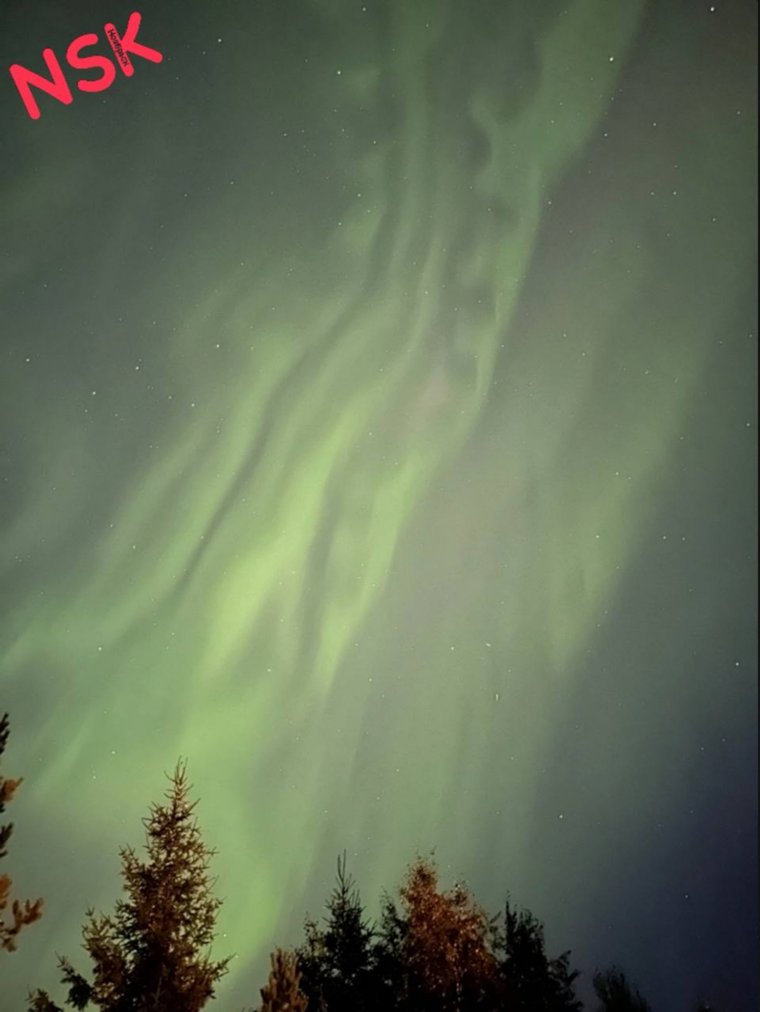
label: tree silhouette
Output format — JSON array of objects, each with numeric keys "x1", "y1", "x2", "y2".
[
  {"x1": 592, "y1": 966, "x2": 651, "y2": 1011},
  {"x1": 297, "y1": 852, "x2": 375, "y2": 1012},
  {"x1": 292, "y1": 854, "x2": 591, "y2": 1012},
  {"x1": 393, "y1": 857, "x2": 500, "y2": 1012},
  {"x1": 27, "y1": 760, "x2": 230, "y2": 1011},
  {"x1": 494, "y1": 897, "x2": 581, "y2": 1010},
  {"x1": 369, "y1": 891, "x2": 409, "y2": 1011},
  {"x1": 0, "y1": 712, "x2": 43, "y2": 953},
  {"x1": 258, "y1": 949, "x2": 308, "y2": 1012}
]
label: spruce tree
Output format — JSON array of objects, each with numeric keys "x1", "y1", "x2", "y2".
[
  {"x1": 370, "y1": 893, "x2": 409, "y2": 1011},
  {"x1": 28, "y1": 760, "x2": 230, "y2": 1010},
  {"x1": 0, "y1": 712, "x2": 43, "y2": 953},
  {"x1": 495, "y1": 897, "x2": 581, "y2": 1011},
  {"x1": 297, "y1": 852, "x2": 375, "y2": 1012}
]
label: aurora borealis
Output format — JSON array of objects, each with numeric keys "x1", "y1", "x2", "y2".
[{"x1": 1, "y1": 0, "x2": 757, "y2": 1008}]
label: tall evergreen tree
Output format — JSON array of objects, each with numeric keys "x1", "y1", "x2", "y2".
[
  {"x1": 494, "y1": 897, "x2": 581, "y2": 1011},
  {"x1": 592, "y1": 966, "x2": 651, "y2": 1012},
  {"x1": 0, "y1": 712, "x2": 43, "y2": 953},
  {"x1": 297, "y1": 852, "x2": 375, "y2": 1012},
  {"x1": 28, "y1": 760, "x2": 230, "y2": 1011}
]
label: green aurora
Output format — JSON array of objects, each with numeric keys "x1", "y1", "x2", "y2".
[{"x1": 1, "y1": 1, "x2": 756, "y2": 1008}]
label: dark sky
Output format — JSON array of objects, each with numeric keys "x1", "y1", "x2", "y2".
[{"x1": 1, "y1": 1, "x2": 757, "y2": 1010}]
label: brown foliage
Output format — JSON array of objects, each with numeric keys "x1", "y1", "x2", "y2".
[
  {"x1": 259, "y1": 948, "x2": 308, "y2": 1012},
  {"x1": 28, "y1": 760, "x2": 229, "y2": 1010},
  {"x1": 0, "y1": 713, "x2": 43, "y2": 953},
  {"x1": 400, "y1": 858, "x2": 498, "y2": 1010}
]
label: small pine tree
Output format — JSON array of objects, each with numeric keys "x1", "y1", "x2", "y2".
[
  {"x1": 593, "y1": 965, "x2": 651, "y2": 1011},
  {"x1": 297, "y1": 852, "x2": 375, "y2": 1012},
  {"x1": 259, "y1": 949, "x2": 308, "y2": 1012},
  {"x1": 28, "y1": 760, "x2": 230, "y2": 1010},
  {"x1": 0, "y1": 712, "x2": 43, "y2": 952}
]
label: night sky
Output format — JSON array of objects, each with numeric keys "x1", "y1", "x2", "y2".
[{"x1": 1, "y1": 1, "x2": 756, "y2": 1010}]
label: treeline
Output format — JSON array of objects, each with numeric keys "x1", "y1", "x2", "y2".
[{"x1": 2, "y1": 716, "x2": 718, "y2": 1011}]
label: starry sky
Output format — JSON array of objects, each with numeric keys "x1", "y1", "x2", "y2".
[{"x1": 0, "y1": 1, "x2": 756, "y2": 1009}]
